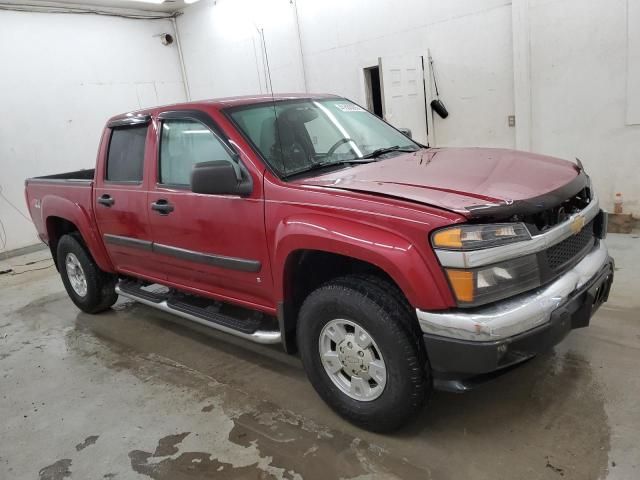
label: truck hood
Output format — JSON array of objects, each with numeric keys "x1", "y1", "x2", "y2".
[{"x1": 294, "y1": 148, "x2": 582, "y2": 218}]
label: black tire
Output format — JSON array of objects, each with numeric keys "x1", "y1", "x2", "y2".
[
  {"x1": 297, "y1": 274, "x2": 430, "y2": 432},
  {"x1": 56, "y1": 234, "x2": 118, "y2": 314}
]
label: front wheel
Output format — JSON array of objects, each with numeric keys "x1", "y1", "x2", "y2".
[
  {"x1": 297, "y1": 275, "x2": 430, "y2": 432},
  {"x1": 57, "y1": 234, "x2": 118, "y2": 314}
]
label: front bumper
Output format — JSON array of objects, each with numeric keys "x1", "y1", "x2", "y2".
[{"x1": 416, "y1": 242, "x2": 613, "y2": 382}]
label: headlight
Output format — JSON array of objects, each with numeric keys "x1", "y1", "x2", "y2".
[
  {"x1": 432, "y1": 223, "x2": 531, "y2": 250},
  {"x1": 445, "y1": 255, "x2": 541, "y2": 306}
]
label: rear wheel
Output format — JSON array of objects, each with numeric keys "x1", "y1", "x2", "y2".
[
  {"x1": 57, "y1": 234, "x2": 117, "y2": 313},
  {"x1": 297, "y1": 275, "x2": 430, "y2": 432}
]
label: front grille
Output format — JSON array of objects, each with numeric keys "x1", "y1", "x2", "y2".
[{"x1": 545, "y1": 219, "x2": 595, "y2": 271}]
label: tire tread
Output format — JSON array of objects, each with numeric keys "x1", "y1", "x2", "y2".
[
  {"x1": 57, "y1": 234, "x2": 117, "y2": 314},
  {"x1": 297, "y1": 274, "x2": 430, "y2": 432}
]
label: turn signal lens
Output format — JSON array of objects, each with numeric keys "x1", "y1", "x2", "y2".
[
  {"x1": 432, "y1": 228, "x2": 462, "y2": 248},
  {"x1": 445, "y1": 269, "x2": 474, "y2": 302}
]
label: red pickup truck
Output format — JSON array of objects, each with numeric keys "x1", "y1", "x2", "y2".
[{"x1": 25, "y1": 94, "x2": 613, "y2": 432}]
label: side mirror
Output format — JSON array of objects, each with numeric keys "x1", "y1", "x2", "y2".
[
  {"x1": 190, "y1": 160, "x2": 252, "y2": 196},
  {"x1": 398, "y1": 128, "x2": 412, "y2": 139}
]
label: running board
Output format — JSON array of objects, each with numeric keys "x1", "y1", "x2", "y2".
[{"x1": 115, "y1": 284, "x2": 281, "y2": 345}]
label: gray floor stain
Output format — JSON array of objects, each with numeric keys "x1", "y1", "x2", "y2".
[
  {"x1": 15, "y1": 292, "x2": 68, "y2": 316},
  {"x1": 38, "y1": 459, "x2": 72, "y2": 480},
  {"x1": 228, "y1": 403, "x2": 429, "y2": 479},
  {"x1": 129, "y1": 434, "x2": 275, "y2": 480},
  {"x1": 153, "y1": 432, "x2": 190, "y2": 457},
  {"x1": 75, "y1": 435, "x2": 99, "y2": 451}
]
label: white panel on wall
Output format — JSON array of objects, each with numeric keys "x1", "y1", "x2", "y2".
[
  {"x1": 380, "y1": 55, "x2": 429, "y2": 145},
  {"x1": 627, "y1": 0, "x2": 640, "y2": 125}
]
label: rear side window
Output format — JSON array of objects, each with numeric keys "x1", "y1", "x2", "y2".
[
  {"x1": 159, "y1": 119, "x2": 234, "y2": 186},
  {"x1": 106, "y1": 125, "x2": 147, "y2": 182}
]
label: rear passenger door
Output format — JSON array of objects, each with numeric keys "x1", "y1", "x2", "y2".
[
  {"x1": 147, "y1": 110, "x2": 273, "y2": 311},
  {"x1": 93, "y1": 118, "x2": 158, "y2": 278}
]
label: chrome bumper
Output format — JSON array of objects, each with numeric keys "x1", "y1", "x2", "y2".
[{"x1": 416, "y1": 242, "x2": 611, "y2": 341}]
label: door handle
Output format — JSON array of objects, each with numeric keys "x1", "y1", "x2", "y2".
[
  {"x1": 151, "y1": 199, "x2": 174, "y2": 215},
  {"x1": 98, "y1": 194, "x2": 114, "y2": 207}
]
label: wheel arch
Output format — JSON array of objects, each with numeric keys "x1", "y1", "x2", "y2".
[
  {"x1": 42, "y1": 195, "x2": 114, "y2": 273},
  {"x1": 278, "y1": 249, "x2": 413, "y2": 353},
  {"x1": 273, "y1": 214, "x2": 440, "y2": 353}
]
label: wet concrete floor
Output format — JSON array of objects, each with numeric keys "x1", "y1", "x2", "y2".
[{"x1": 1, "y1": 234, "x2": 639, "y2": 479}]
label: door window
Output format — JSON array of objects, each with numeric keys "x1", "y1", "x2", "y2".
[
  {"x1": 106, "y1": 125, "x2": 147, "y2": 182},
  {"x1": 159, "y1": 119, "x2": 234, "y2": 186}
]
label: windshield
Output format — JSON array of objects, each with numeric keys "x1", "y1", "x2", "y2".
[{"x1": 227, "y1": 98, "x2": 420, "y2": 178}]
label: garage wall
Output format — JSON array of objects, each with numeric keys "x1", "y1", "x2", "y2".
[
  {"x1": 527, "y1": 0, "x2": 640, "y2": 213},
  {"x1": 296, "y1": 0, "x2": 515, "y2": 148},
  {"x1": 177, "y1": 0, "x2": 639, "y2": 215},
  {"x1": 176, "y1": 0, "x2": 306, "y2": 99},
  {"x1": 177, "y1": 0, "x2": 516, "y2": 148},
  {"x1": 0, "y1": 11, "x2": 186, "y2": 252}
]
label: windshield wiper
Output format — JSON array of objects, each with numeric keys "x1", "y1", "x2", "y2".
[
  {"x1": 361, "y1": 145, "x2": 418, "y2": 159},
  {"x1": 282, "y1": 146, "x2": 420, "y2": 179},
  {"x1": 282, "y1": 158, "x2": 377, "y2": 179}
]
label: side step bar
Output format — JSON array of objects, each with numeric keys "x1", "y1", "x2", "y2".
[{"x1": 115, "y1": 284, "x2": 281, "y2": 345}]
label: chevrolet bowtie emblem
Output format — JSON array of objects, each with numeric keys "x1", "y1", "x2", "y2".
[{"x1": 570, "y1": 215, "x2": 586, "y2": 234}]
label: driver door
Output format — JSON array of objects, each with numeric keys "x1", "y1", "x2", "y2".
[{"x1": 147, "y1": 110, "x2": 273, "y2": 310}]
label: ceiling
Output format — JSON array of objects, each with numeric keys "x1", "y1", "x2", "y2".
[{"x1": 0, "y1": 0, "x2": 193, "y2": 13}]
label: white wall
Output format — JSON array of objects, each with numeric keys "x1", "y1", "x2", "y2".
[
  {"x1": 0, "y1": 10, "x2": 186, "y2": 252},
  {"x1": 177, "y1": 0, "x2": 516, "y2": 148},
  {"x1": 175, "y1": 0, "x2": 306, "y2": 100},
  {"x1": 297, "y1": 0, "x2": 515, "y2": 148},
  {"x1": 177, "y1": 0, "x2": 640, "y2": 215},
  {"x1": 527, "y1": 0, "x2": 640, "y2": 213},
  {"x1": 625, "y1": 0, "x2": 640, "y2": 125}
]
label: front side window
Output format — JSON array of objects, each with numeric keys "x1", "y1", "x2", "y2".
[
  {"x1": 106, "y1": 125, "x2": 147, "y2": 182},
  {"x1": 228, "y1": 98, "x2": 419, "y2": 178},
  {"x1": 159, "y1": 119, "x2": 234, "y2": 186}
]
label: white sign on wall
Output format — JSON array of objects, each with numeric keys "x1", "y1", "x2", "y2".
[{"x1": 627, "y1": 0, "x2": 640, "y2": 125}]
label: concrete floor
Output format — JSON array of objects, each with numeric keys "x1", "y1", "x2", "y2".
[{"x1": 1, "y1": 235, "x2": 638, "y2": 480}]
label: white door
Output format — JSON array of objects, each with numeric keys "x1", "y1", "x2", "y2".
[{"x1": 380, "y1": 55, "x2": 429, "y2": 145}]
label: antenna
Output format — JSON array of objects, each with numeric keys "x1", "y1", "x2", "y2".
[
  {"x1": 427, "y1": 50, "x2": 449, "y2": 119},
  {"x1": 257, "y1": 27, "x2": 286, "y2": 175}
]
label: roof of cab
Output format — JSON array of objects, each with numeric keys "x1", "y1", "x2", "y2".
[{"x1": 107, "y1": 93, "x2": 340, "y2": 125}]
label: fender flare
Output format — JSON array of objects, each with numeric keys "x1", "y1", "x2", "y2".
[
  {"x1": 41, "y1": 194, "x2": 115, "y2": 273},
  {"x1": 273, "y1": 213, "x2": 450, "y2": 309}
]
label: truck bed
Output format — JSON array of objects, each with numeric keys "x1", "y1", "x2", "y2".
[{"x1": 24, "y1": 169, "x2": 96, "y2": 250}]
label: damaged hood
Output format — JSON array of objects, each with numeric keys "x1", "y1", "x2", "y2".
[{"x1": 294, "y1": 148, "x2": 582, "y2": 218}]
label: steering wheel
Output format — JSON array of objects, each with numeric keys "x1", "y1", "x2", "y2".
[{"x1": 326, "y1": 138, "x2": 358, "y2": 157}]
